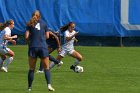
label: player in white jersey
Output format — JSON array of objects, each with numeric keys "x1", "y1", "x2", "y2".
[
  {"x1": 50, "y1": 22, "x2": 83, "y2": 71},
  {"x1": 0, "y1": 20, "x2": 17, "y2": 72}
]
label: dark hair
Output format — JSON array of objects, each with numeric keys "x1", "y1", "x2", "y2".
[
  {"x1": 4, "y1": 19, "x2": 14, "y2": 27},
  {"x1": 0, "y1": 20, "x2": 14, "y2": 31},
  {"x1": 27, "y1": 10, "x2": 41, "y2": 27},
  {"x1": 60, "y1": 22, "x2": 75, "y2": 33}
]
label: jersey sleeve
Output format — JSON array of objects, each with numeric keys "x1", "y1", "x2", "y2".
[
  {"x1": 4, "y1": 27, "x2": 11, "y2": 36},
  {"x1": 26, "y1": 26, "x2": 30, "y2": 31},
  {"x1": 72, "y1": 31, "x2": 76, "y2": 39},
  {"x1": 44, "y1": 24, "x2": 48, "y2": 32},
  {"x1": 64, "y1": 30, "x2": 69, "y2": 38}
]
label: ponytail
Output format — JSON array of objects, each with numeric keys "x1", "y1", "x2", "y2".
[{"x1": 27, "y1": 10, "x2": 41, "y2": 27}]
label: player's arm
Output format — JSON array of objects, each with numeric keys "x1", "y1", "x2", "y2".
[
  {"x1": 4, "y1": 34, "x2": 17, "y2": 40},
  {"x1": 3, "y1": 34, "x2": 17, "y2": 45},
  {"x1": 46, "y1": 31, "x2": 50, "y2": 39},
  {"x1": 25, "y1": 30, "x2": 30, "y2": 44},
  {"x1": 66, "y1": 31, "x2": 79, "y2": 41},
  {"x1": 49, "y1": 31, "x2": 61, "y2": 52},
  {"x1": 45, "y1": 31, "x2": 50, "y2": 39},
  {"x1": 8, "y1": 39, "x2": 16, "y2": 45}
]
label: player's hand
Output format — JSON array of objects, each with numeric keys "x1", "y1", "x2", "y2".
[
  {"x1": 76, "y1": 31, "x2": 79, "y2": 34},
  {"x1": 11, "y1": 40, "x2": 16, "y2": 45},
  {"x1": 75, "y1": 38, "x2": 78, "y2": 43},
  {"x1": 74, "y1": 31, "x2": 79, "y2": 36},
  {"x1": 13, "y1": 35, "x2": 18, "y2": 39}
]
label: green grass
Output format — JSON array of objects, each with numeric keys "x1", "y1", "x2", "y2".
[{"x1": 1, "y1": 46, "x2": 140, "y2": 93}]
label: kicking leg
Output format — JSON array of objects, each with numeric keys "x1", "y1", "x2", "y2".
[{"x1": 70, "y1": 50, "x2": 83, "y2": 71}]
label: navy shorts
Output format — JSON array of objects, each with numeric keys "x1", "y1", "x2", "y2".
[{"x1": 28, "y1": 47, "x2": 49, "y2": 58}]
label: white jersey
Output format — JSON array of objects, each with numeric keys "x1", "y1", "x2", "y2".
[
  {"x1": 62, "y1": 30, "x2": 76, "y2": 51},
  {"x1": 0, "y1": 27, "x2": 11, "y2": 47}
]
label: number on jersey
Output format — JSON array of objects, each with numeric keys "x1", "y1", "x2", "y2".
[{"x1": 35, "y1": 23, "x2": 40, "y2": 30}]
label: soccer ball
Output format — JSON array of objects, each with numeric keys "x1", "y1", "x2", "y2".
[{"x1": 75, "y1": 66, "x2": 84, "y2": 73}]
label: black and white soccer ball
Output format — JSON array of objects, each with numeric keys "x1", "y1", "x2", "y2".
[{"x1": 75, "y1": 66, "x2": 84, "y2": 73}]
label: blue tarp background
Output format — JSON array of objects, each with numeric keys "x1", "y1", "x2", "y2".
[{"x1": 0, "y1": 0, "x2": 140, "y2": 36}]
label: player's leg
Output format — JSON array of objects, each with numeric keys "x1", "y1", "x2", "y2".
[
  {"x1": 40, "y1": 48, "x2": 55, "y2": 91},
  {"x1": 49, "y1": 55, "x2": 59, "y2": 64},
  {"x1": 37, "y1": 47, "x2": 55, "y2": 73},
  {"x1": 41, "y1": 57, "x2": 55, "y2": 91},
  {"x1": 0, "y1": 48, "x2": 7, "y2": 71},
  {"x1": 0, "y1": 55, "x2": 6, "y2": 68},
  {"x1": 48, "y1": 47, "x2": 61, "y2": 65},
  {"x1": 39, "y1": 61, "x2": 43, "y2": 71},
  {"x1": 49, "y1": 55, "x2": 63, "y2": 68},
  {"x1": 70, "y1": 50, "x2": 83, "y2": 71},
  {"x1": 37, "y1": 54, "x2": 62, "y2": 73},
  {"x1": 49, "y1": 49, "x2": 65, "y2": 69},
  {"x1": 3, "y1": 49, "x2": 14, "y2": 66},
  {"x1": 37, "y1": 48, "x2": 59, "y2": 72},
  {"x1": 27, "y1": 47, "x2": 38, "y2": 91},
  {"x1": 1, "y1": 48, "x2": 14, "y2": 72},
  {"x1": 36, "y1": 61, "x2": 44, "y2": 73},
  {"x1": 28, "y1": 56, "x2": 37, "y2": 90}
]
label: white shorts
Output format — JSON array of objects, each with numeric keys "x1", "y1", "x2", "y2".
[
  {"x1": 0, "y1": 46, "x2": 10, "y2": 55},
  {"x1": 59, "y1": 49, "x2": 75, "y2": 57}
]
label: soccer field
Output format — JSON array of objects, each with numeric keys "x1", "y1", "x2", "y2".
[{"x1": 0, "y1": 46, "x2": 140, "y2": 93}]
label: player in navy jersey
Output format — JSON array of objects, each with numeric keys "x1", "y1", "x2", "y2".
[
  {"x1": 25, "y1": 10, "x2": 54, "y2": 91},
  {"x1": 37, "y1": 30, "x2": 63, "y2": 73}
]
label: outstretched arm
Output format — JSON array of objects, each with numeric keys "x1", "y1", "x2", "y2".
[
  {"x1": 4, "y1": 34, "x2": 17, "y2": 40},
  {"x1": 4, "y1": 34, "x2": 17, "y2": 45},
  {"x1": 8, "y1": 39, "x2": 16, "y2": 45},
  {"x1": 66, "y1": 31, "x2": 79, "y2": 41}
]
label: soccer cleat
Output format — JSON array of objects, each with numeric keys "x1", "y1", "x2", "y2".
[
  {"x1": 1, "y1": 67, "x2": 8, "y2": 72},
  {"x1": 70, "y1": 65, "x2": 75, "y2": 72},
  {"x1": 28, "y1": 87, "x2": 32, "y2": 92},
  {"x1": 36, "y1": 70, "x2": 44, "y2": 73},
  {"x1": 56, "y1": 61, "x2": 63, "y2": 69},
  {"x1": 48, "y1": 85, "x2": 55, "y2": 91}
]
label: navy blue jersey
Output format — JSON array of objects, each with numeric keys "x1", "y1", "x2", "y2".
[
  {"x1": 47, "y1": 35, "x2": 57, "y2": 46},
  {"x1": 26, "y1": 20, "x2": 48, "y2": 48},
  {"x1": 46, "y1": 32, "x2": 58, "y2": 49}
]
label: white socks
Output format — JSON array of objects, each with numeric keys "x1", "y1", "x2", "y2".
[
  {"x1": 3, "y1": 57, "x2": 13, "y2": 68},
  {"x1": 73, "y1": 59, "x2": 79, "y2": 66},
  {"x1": 49, "y1": 62, "x2": 55, "y2": 69}
]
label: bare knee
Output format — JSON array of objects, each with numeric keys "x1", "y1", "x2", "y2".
[
  {"x1": 10, "y1": 52, "x2": 15, "y2": 57},
  {"x1": 7, "y1": 51, "x2": 15, "y2": 57},
  {"x1": 41, "y1": 57, "x2": 49, "y2": 70},
  {"x1": 28, "y1": 57, "x2": 37, "y2": 70}
]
